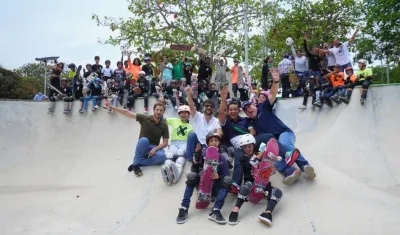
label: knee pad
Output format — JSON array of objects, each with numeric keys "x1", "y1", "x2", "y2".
[
  {"x1": 166, "y1": 152, "x2": 175, "y2": 160},
  {"x1": 270, "y1": 187, "x2": 283, "y2": 203},
  {"x1": 362, "y1": 82, "x2": 370, "y2": 89},
  {"x1": 177, "y1": 149, "x2": 185, "y2": 157},
  {"x1": 185, "y1": 172, "x2": 200, "y2": 187},
  {"x1": 238, "y1": 181, "x2": 253, "y2": 200},
  {"x1": 221, "y1": 176, "x2": 232, "y2": 189},
  {"x1": 49, "y1": 97, "x2": 56, "y2": 102}
]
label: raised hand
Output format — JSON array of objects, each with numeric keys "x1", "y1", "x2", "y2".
[
  {"x1": 219, "y1": 85, "x2": 228, "y2": 99},
  {"x1": 270, "y1": 68, "x2": 280, "y2": 82}
]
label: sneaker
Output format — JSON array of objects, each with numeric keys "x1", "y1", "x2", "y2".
[
  {"x1": 79, "y1": 109, "x2": 87, "y2": 113},
  {"x1": 303, "y1": 165, "x2": 316, "y2": 180},
  {"x1": 103, "y1": 105, "x2": 107, "y2": 109},
  {"x1": 298, "y1": 105, "x2": 307, "y2": 109},
  {"x1": 128, "y1": 164, "x2": 143, "y2": 176},
  {"x1": 313, "y1": 101, "x2": 322, "y2": 107},
  {"x1": 228, "y1": 211, "x2": 239, "y2": 225},
  {"x1": 94, "y1": 105, "x2": 99, "y2": 109},
  {"x1": 360, "y1": 98, "x2": 365, "y2": 105},
  {"x1": 176, "y1": 207, "x2": 188, "y2": 224},
  {"x1": 339, "y1": 96, "x2": 349, "y2": 104},
  {"x1": 258, "y1": 211, "x2": 273, "y2": 226},
  {"x1": 144, "y1": 107, "x2": 148, "y2": 114},
  {"x1": 282, "y1": 169, "x2": 301, "y2": 185},
  {"x1": 63, "y1": 109, "x2": 68, "y2": 114},
  {"x1": 208, "y1": 209, "x2": 227, "y2": 224},
  {"x1": 174, "y1": 106, "x2": 178, "y2": 110},
  {"x1": 92, "y1": 108, "x2": 95, "y2": 111},
  {"x1": 285, "y1": 149, "x2": 300, "y2": 166}
]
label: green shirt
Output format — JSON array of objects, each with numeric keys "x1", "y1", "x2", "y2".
[
  {"x1": 172, "y1": 61, "x2": 184, "y2": 80},
  {"x1": 166, "y1": 118, "x2": 193, "y2": 141},
  {"x1": 355, "y1": 68, "x2": 373, "y2": 81},
  {"x1": 136, "y1": 114, "x2": 169, "y2": 145}
]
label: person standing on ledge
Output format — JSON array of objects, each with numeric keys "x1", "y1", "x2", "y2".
[{"x1": 104, "y1": 101, "x2": 169, "y2": 176}]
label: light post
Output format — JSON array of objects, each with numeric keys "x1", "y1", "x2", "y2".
[{"x1": 35, "y1": 56, "x2": 59, "y2": 95}]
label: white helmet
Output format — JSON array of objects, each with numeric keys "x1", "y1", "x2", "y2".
[
  {"x1": 138, "y1": 71, "x2": 146, "y2": 75},
  {"x1": 285, "y1": 37, "x2": 294, "y2": 46},
  {"x1": 178, "y1": 105, "x2": 191, "y2": 114},
  {"x1": 239, "y1": 134, "x2": 256, "y2": 147},
  {"x1": 357, "y1": 59, "x2": 367, "y2": 65}
]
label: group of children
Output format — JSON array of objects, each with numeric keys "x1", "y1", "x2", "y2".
[{"x1": 298, "y1": 59, "x2": 374, "y2": 109}]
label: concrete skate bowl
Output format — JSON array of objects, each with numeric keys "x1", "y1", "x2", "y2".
[{"x1": 0, "y1": 85, "x2": 399, "y2": 235}]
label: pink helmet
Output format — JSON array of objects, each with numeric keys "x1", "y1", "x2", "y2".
[{"x1": 259, "y1": 90, "x2": 270, "y2": 97}]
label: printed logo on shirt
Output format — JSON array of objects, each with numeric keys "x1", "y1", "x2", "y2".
[
  {"x1": 337, "y1": 49, "x2": 344, "y2": 56},
  {"x1": 177, "y1": 126, "x2": 188, "y2": 136}
]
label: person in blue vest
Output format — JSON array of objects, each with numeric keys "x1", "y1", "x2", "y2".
[{"x1": 242, "y1": 68, "x2": 317, "y2": 185}]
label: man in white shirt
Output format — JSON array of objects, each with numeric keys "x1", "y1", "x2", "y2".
[
  {"x1": 278, "y1": 54, "x2": 293, "y2": 98},
  {"x1": 323, "y1": 27, "x2": 360, "y2": 72},
  {"x1": 184, "y1": 86, "x2": 222, "y2": 161}
]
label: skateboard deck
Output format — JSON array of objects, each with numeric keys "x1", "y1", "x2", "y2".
[
  {"x1": 170, "y1": 44, "x2": 193, "y2": 51},
  {"x1": 196, "y1": 146, "x2": 220, "y2": 209},
  {"x1": 248, "y1": 139, "x2": 279, "y2": 204}
]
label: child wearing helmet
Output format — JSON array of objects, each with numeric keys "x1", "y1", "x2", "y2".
[
  {"x1": 227, "y1": 134, "x2": 283, "y2": 227},
  {"x1": 161, "y1": 105, "x2": 193, "y2": 185},
  {"x1": 340, "y1": 59, "x2": 373, "y2": 104},
  {"x1": 176, "y1": 131, "x2": 231, "y2": 225}
]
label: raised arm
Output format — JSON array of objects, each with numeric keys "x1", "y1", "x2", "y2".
[
  {"x1": 290, "y1": 44, "x2": 297, "y2": 58},
  {"x1": 303, "y1": 39, "x2": 311, "y2": 56},
  {"x1": 105, "y1": 100, "x2": 137, "y2": 119},
  {"x1": 268, "y1": 68, "x2": 280, "y2": 104},
  {"x1": 184, "y1": 86, "x2": 197, "y2": 118},
  {"x1": 349, "y1": 27, "x2": 360, "y2": 44},
  {"x1": 218, "y1": 85, "x2": 229, "y2": 125}
]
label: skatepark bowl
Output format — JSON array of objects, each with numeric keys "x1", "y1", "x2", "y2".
[{"x1": 0, "y1": 85, "x2": 399, "y2": 235}]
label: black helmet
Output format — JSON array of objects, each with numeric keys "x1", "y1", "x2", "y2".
[{"x1": 68, "y1": 63, "x2": 76, "y2": 69}]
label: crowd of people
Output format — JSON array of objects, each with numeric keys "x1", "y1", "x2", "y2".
[
  {"x1": 276, "y1": 29, "x2": 374, "y2": 107},
  {"x1": 38, "y1": 29, "x2": 375, "y2": 227}
]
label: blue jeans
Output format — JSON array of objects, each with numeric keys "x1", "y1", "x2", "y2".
[
  {"x1": 186, "y1": 132, "x2": 206, "y2": 161},
  {"x1": 133, "y1": 137, "x2": 166, "y2": 166},
  {"x1": 340, "y1": 62, "x2": 352, "y2": 72},
  {"x1": 181, "y1": 180, "x2": 229, "y2": 210},
  {"x1": 232, "y1": 133, "x2": 298, "y2": 185},
  {"x1": 83, "y1": 96, "x2": 98, "y2": 110},
  {"x1": 278, "y1": 132, "x2": 309, "y2": 173},
  {"x1": 308, "y1": 70, "x2": 321, "y2": 79}
]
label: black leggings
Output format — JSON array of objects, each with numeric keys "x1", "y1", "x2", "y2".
[{"x1": 127, "y1": 93, "x2": 149, "y2": 109}]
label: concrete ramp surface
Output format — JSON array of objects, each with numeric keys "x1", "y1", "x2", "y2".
[{"x1": 0, "y1": 86, "x2": 399, "y2": 235}]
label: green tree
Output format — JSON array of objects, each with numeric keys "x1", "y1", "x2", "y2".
[
  {"x1": 265, "y1": 0, "x2": 362, "y2": 59},
  {"x1": 0, "y1": 67, "x2": 21, "y2": 99},
  {"x1": 359, "y1": 0, "x2": 400, "y2": 65},
  {"x1": 93, "y1": 0, "x2": 279, "y2": 57}
]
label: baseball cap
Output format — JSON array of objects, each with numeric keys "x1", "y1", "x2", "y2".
[{"x1": 241, "y1": 101, "x2": 252, "y2": 110}]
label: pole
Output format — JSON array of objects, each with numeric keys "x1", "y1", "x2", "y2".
[
  {"x1": 386, "y1": 61, "x2": 390, "y2": 84},
  {"x1": 44, "y1": 61, "x2": 47, "y2": 95},
  {"x1": 380, "y1": 58, "x2": 383, "y2": 84},
  {"x1": 243, "y1": 2, "x2": 249, "y2": 76},
  {"x1": 262, "y1": 2, "x2": 267, "y2": 58}
]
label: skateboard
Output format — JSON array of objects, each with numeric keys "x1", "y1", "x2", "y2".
[
  {"x1": 170, "y1": 44, "x2": 193, "y2": 51},
  {"x1": 191, "y1": 74, "x2": 198, "y2": 99},
  {"x1": 195, "y1": 146, "x2": 220, "y2": 209},
  {"x1": 248, "y1": 139, "x2": 280, "y2": 204}
]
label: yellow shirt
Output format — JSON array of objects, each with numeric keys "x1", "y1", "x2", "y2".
[
  {"x1": 166, "y1": 118, "x2": 193, "y2": 141},
  {"x1": 356, "y1": 68, "x2": 373, "y2": 81}
]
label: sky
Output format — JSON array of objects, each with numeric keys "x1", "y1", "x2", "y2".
[
  {"x1": 0, "y1": 0, "x2": 369, "y2": 71},
  {"x1": 0, "y1": 0, "x2": 131, "y2": 69}
]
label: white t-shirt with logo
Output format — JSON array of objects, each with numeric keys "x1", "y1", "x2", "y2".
[
  {"x1": 102, "y1": 67, "x2": 113, "y2": 77},
  {"x1": 329, "y1": 41, "x2": 351, "y2": 65},
  {"x1": 190, "y1": 111, "x2": 221, "y2": 145}
]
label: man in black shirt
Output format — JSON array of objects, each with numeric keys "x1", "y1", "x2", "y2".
[
  {"x1": 197, "y1": 55, "x2": 212, "y2": 85},
  {"x1": 303, "y1": 39, "x2": 322, "y2": 79},
  {"x1": 183, "y1": 62, "x2": 193, "y2": 86},
  {"x1": 92, "y1": 56, "x2": 103, "y2": 77},
  {"x1": 142, "y1": 57, "x2": 154, "y2": 77}
]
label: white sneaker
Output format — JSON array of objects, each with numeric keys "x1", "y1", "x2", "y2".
[
  {"x1": 94, "y1": 105, "x2": 99, "y2": 109},
  {"x1": 298, "y1": 105, "x2": 307, "y2": 109},
  {"x1": 174, "y1": 106, "x2": 178, "y2": 110}
]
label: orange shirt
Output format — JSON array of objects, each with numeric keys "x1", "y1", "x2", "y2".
[
  {"x1": 329, "y1": 72, "x2": 345, "y2": 87},
  {"x1": 230, "y1": 66, "x2": 238, "y2": 83},
  {"x1": 128, "y1": 60, "x2": 141, "y2": 80},
  {"x1": 347, "y1": 74, "x2": 357, "y2": 83}
]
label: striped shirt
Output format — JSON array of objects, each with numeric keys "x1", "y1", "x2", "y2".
[{"x1": 278, "y1": 58, "x2": 293, "y2": 74}]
